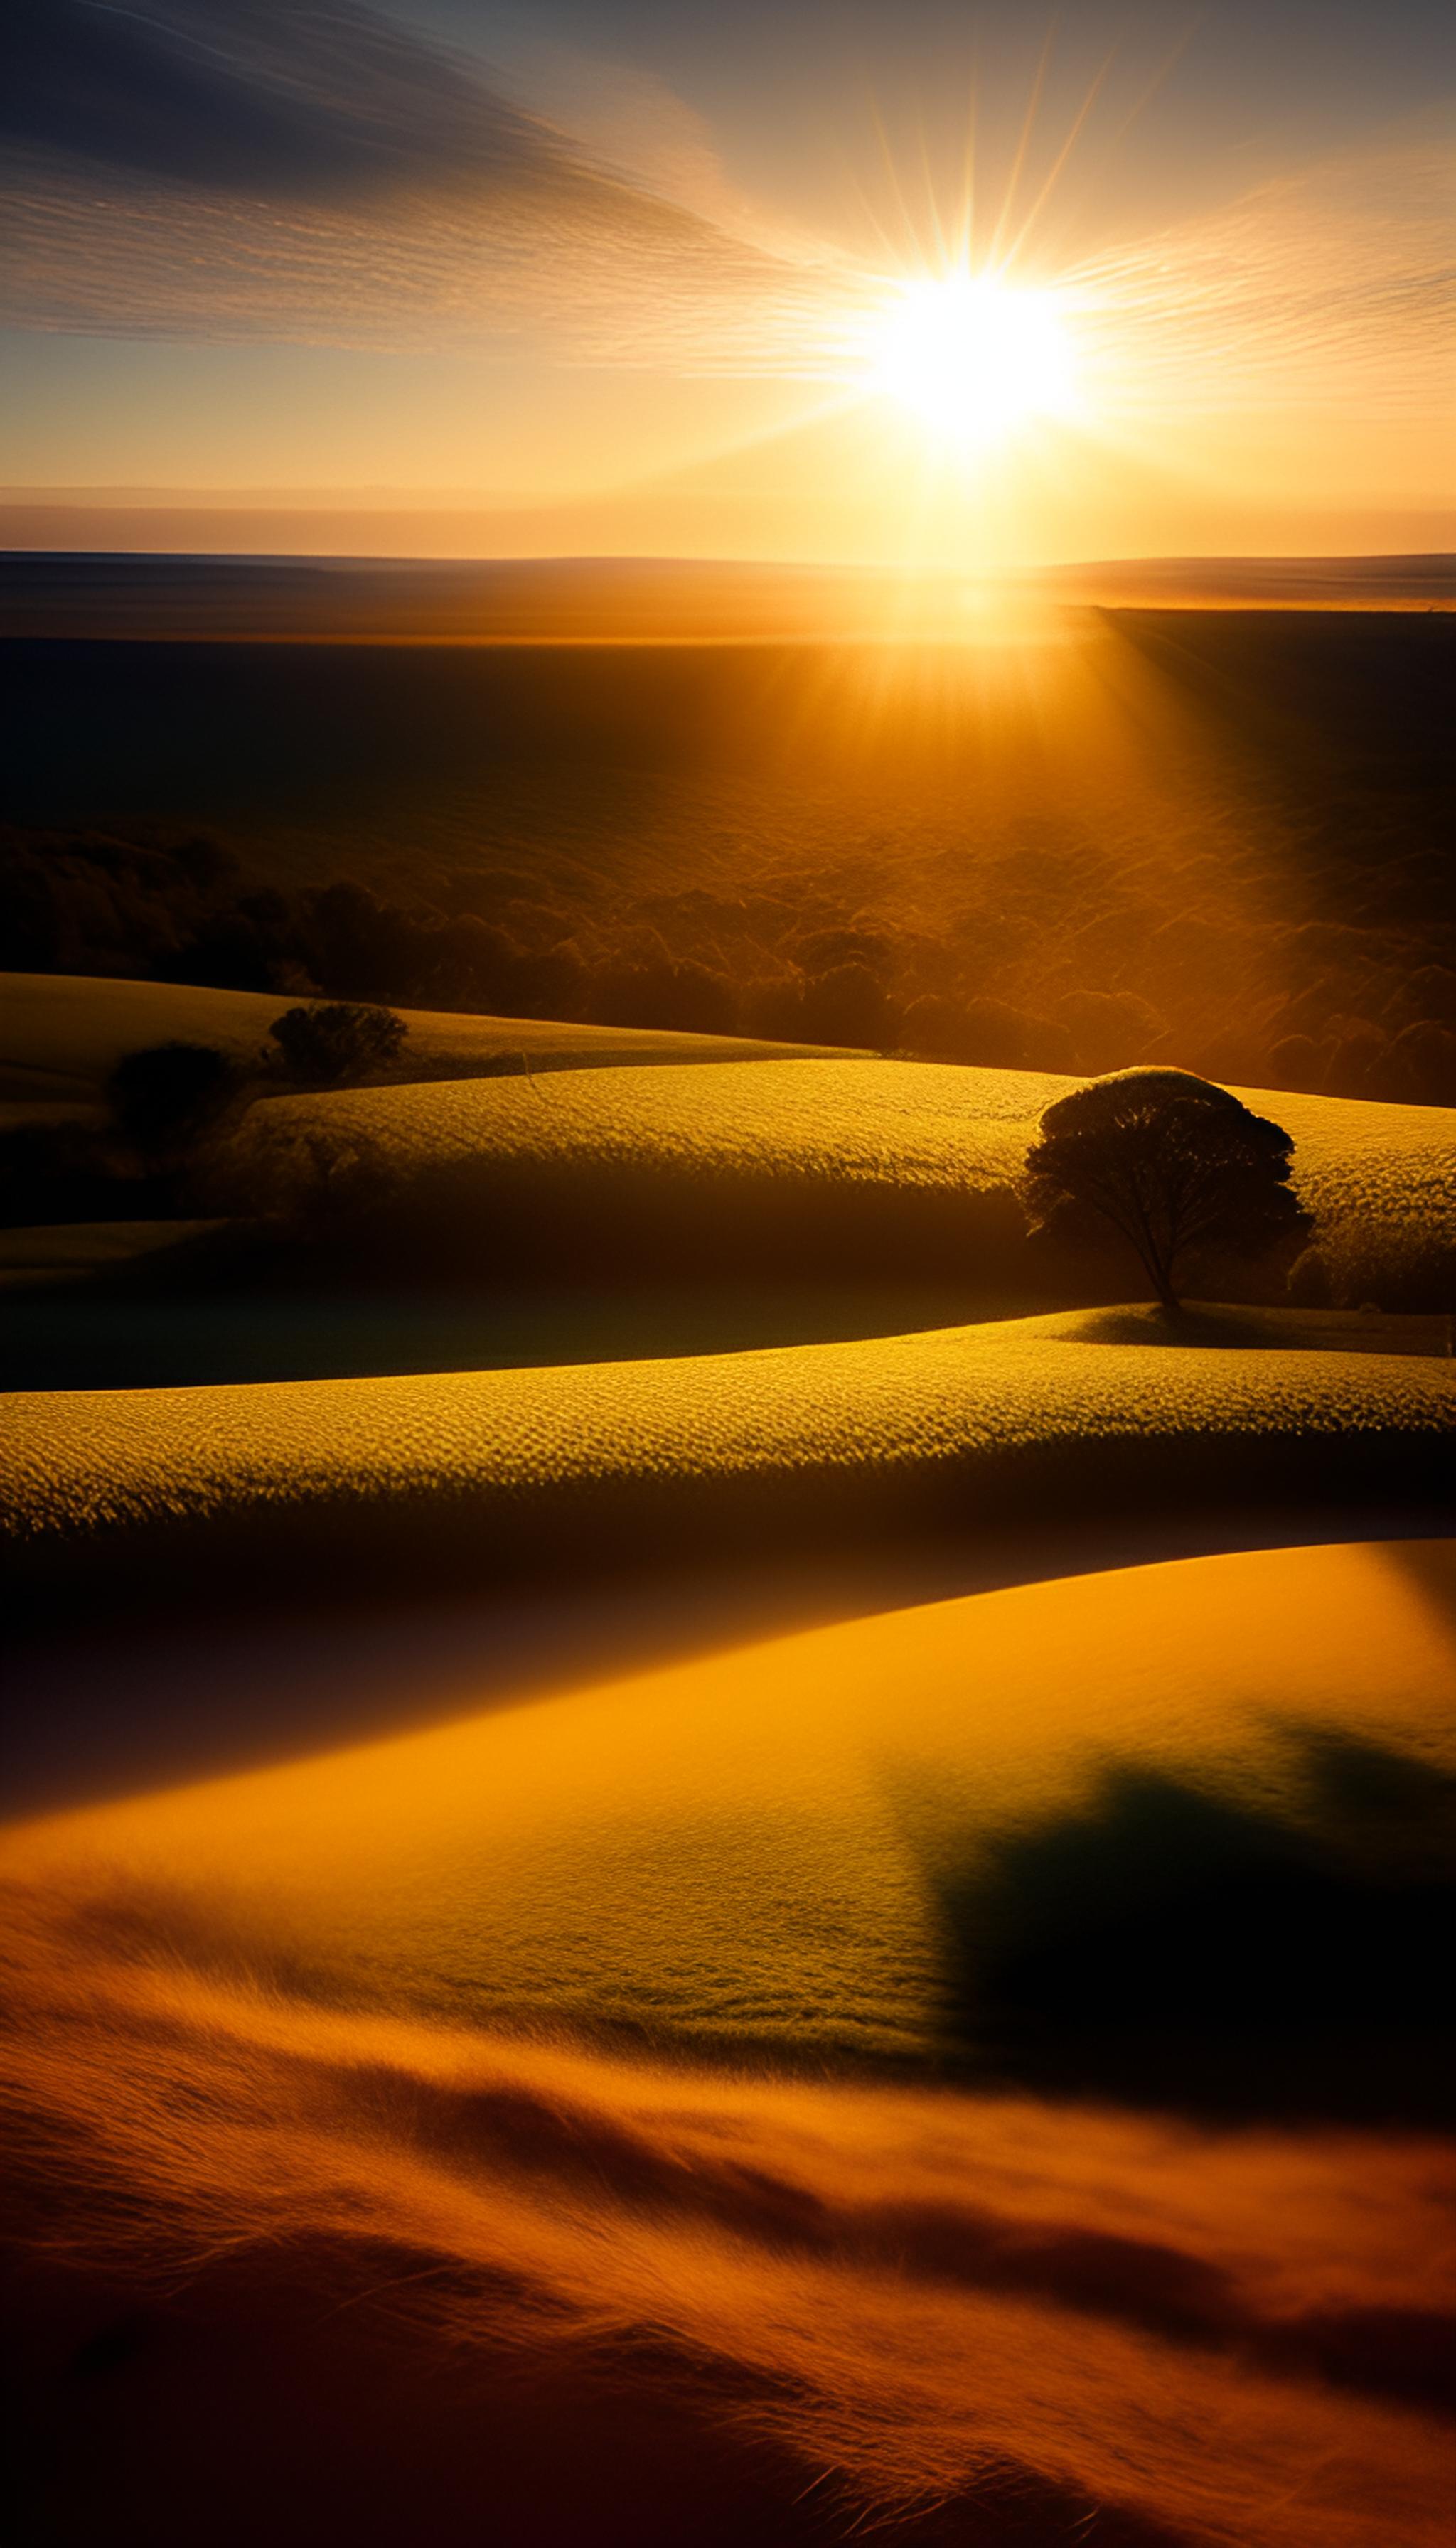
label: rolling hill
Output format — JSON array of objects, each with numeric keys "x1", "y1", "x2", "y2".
[
  {"x1": 0, "y1": 968, "x2": 842, "y2": 1106},
  {"x1": 6, "y1": 1315, "x2": 1450, "y2": 1632}
]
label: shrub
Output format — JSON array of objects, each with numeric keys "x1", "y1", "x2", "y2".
[
  {"x1": 267, "y1": 1002, "x2": 407, "y2": 1086},
  {"x1": 1268, "y1": 1032, "x2": 1324, "y2": 1093},
  {"x1": 1386, "y1": 1022, "x2": 1456, "y2": 1106},
  {"x1": 1290, "y1": 1219, "x2": 1456, "y2": 1316},
  {"x1": 106, "y1": 1041, "x2": 237, "y2": 1164},
  {"x1": 899, "y1": 994, "x2": 975, "y2": 1061},
  {"x1": 587, "y1": 960, "x2": 737, "y2": 1037},
  {"x1": 897, "y1": 996, "x2": 1076, "y2": 1073}
]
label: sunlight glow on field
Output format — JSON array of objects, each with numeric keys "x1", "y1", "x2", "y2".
[
  {"x1": 8, "y1": 1543, "x2": 1452, "y2": 2058},
  {"x1": 864, "y1": 271, "x2": 1078, "y2": 448}
]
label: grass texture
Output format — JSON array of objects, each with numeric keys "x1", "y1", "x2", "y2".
[
  {"x1": 228, "y1": 1057, "x2": 1456, "y2": 1275},
  {"x1": 4, "y1": 1875, "x2": 1452, "y2": 2548},
  {"x1": 5, "y1": 1315, "x2": 1451, "y2": 1623},
  {"x1": 4, "y1": 1544, "x2": 1453, "y2": 2545}
]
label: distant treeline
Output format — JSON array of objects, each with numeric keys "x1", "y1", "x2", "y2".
[{"x1": 4, "y1": 821, "x2": 1455, "y2": 1103}]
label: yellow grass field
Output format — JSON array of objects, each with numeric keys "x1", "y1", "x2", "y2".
[
  {"x1": 231, "y1": 1052, "x2": 1456, "y2": 1242},
  {"x1": 6, "y1": 1538, "x2": 1450, "y2": 2063},
  {"x1": 6, "y1": 1315, "x2": 1450, "y2": 1626}
]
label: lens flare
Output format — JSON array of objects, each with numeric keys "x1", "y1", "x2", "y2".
[{"x1": 865, "y1": 271, "x2": 1077, "y2": 448}]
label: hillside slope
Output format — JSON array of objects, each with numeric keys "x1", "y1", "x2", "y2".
[
  {"x1": 6, "y1": 1319, "x2": 1450, "y2": 1622},
  {"x1": 228, "y1": 1055, "x2": 1456, "y2": 1277},
  {"x1": 0, "y1": 970, "x2": 850, "y2": 1103},
  {"x1": 6, "y1": 1537, "x2": 1451, "y2": 2077}
]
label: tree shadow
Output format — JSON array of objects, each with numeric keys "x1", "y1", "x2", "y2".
[{"x1": 931, "y1": 1730, "x2": 1456, "y2": 2126}]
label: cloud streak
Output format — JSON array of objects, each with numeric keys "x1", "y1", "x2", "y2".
[
  {"x1": 3, "y1": 0, "x2": 584, "y2": 200},
  {"x1": 0, "y1": 0, "x2": 837, "y2": 360},
  {"x1": 1066, "y1": 138, "x2": 1455, "y2": 419},
  {"x1": 0, "y1": 3, "x2": 1447, "y2": 427}
]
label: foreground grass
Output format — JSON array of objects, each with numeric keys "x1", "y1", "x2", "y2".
[
  {"x1": 5, "y1": 1537, "x2": 1452, "y2": 2082},
  {"x1": 4, "y1": 1538, "x2": 1453, "y2": 2547},
  {"x1": 5, "y1": 1851, "x2": 1452, "y2": 2547}
]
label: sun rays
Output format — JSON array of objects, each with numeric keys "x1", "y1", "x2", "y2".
[{"x1": 855, "y1": 269, "x2": 1079, "y2": 449}]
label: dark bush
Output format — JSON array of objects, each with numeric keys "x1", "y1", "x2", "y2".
[
  {"x1": 1383, "y1": 965, "x2": 1456, "y2": 1032},
  {"x1": 960, "y1": 999, "x2": 1044, "y2": 1068},
  {"x1": 898, "y1": 995, "x2": 1073, "y2": 1072},
  {"x1": 799, "y1": 963, "x2": 894, "y2": 1049},
  {"x1": 511, "y1": 944, "x2": 590, "y2": 1022},
  {"x1": 299, "y1": 884, "x2": 410, "y2": 1002},
  {"x1": 793, "y1": 926, "x2": 894, "y2": 977},
  {"x1": 1268, "y1": 1032, "x2": 1325, "y2": 1091},
  {"x1": 960, "y1": 1000, "x2": 1069, "y2": 1071},
  {"x1": 742, "y1": 974, "x2": 810, "y2": 1041},
  {"x1": 106, "y1": 1042, "x2": 237, "y2": 1164},
  {"x1": 1290, "y1": 1220, "x2": 1456, "y2": 1315},
  {"x1": 267, "y1": 1003, "x2": 407, "y2": 1085},
  {"x1": 588, "y1": 959, "x2": 737, "y2": 1037},
  {"x1": 899, "y1": 993, "x2": 975, "y2": 1060},
  {"x1": 1322, "y1": 1017, "x2": 1388, "y2": 1098}
]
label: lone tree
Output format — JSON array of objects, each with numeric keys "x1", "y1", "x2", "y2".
[
  {"x1": 1024, "y1": 1068, "x2": 1307, "y2": 1310},
  {"x1": 267, "y1": 1001, "x2": 407, "y2": 1086}
]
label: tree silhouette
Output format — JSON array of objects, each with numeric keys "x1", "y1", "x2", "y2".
[{"x1": 1024, "y1": 1069, "x2": 1307, "y2": 1310}]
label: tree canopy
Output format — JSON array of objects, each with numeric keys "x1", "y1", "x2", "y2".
[{"x1": 1024, "y1": 1069, "x2": 1307, "y2": 1309}]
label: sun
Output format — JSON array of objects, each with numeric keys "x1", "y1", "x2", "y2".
[{"x1": 865, "y1": 272, "x2": 1077, "y2": 449}]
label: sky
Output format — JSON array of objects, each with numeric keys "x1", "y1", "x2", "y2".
[{"x1": 1, "y1": 0, "x2": 1452, "y2": 563}]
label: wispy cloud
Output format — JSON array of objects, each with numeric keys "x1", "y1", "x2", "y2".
[
  {"x1": 1, "y1": 3, "x2": 1449, "y2": 428},
  {"x1": 0, "y1": 0, "x2": 836, "y2": 357},
  {"x1": 3, "y1": 0, "x2": 587, "y2": 200},
  {"x1": 1066, "y1": 136, "x2": 1455, "y2": 419}
]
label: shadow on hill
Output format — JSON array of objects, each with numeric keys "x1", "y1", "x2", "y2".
[
  {"x1": 930, "y1": 1733, "x2": 1456, "y2": 2128},
  {"x1": 249, "y1": 1150, "x2": 1037, "y2": 1288},
  {"x1": 0, "y1": 1277, "x2": 1046, "y2": 1395},
  {"x1": 1053, "y1": 1306, "x2": 1266, "y2": 1347},
  {"x1": 1051, "y1": 1302, "x2": 1452, "y2": 1356},
  {"x1": 7, "y1": 1386, "x2": 1452, "y2": 1664},
  {"x1": 9, "y1": 1511, "x2": 1455, "y2": 1821}
]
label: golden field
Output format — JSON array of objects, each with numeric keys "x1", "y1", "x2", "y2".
[{"x1": 4, "y1": 1541, "x2": 1453, "y2": 2547}]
